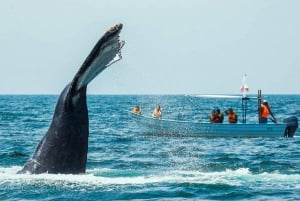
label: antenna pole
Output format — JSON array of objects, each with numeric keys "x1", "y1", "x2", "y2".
[
  {"x1": 258, "y1": 89, "x2": 262, "y2": 123},
  {"x1": 242, "y1": 97, "x2": 249, "y2": 124}
]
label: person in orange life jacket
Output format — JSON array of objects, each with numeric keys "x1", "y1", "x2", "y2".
[
  {"x1": 210, "y1": 108, "x2": 224, "y2": 123},
  {"x1": 260, "y1": 100, "x2": 277, "y2": 123},
  {"x1": 225, "y1": 108, "x2": 238, "y2": 123},
  {"x1": 132, "y1": 105, "x2": 141, "y2": 115},
  {"x1": 152, "y1": 104, "x2": 162, "y2": 118}
]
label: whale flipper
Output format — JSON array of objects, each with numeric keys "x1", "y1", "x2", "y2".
[
  {"x1": 66, "y1": 23, "x2": 125, "y2": 111},
  {"x1": 18, "y1": 23, "x2": 124, "y2": 174}
]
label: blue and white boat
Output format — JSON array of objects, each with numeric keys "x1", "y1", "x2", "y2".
[
  {"x1": 129, "y1": 112, "x2": 298, "y2": 137},
  {"x1": 130, "y1": 82, "x2": 298, "y2": 137}
]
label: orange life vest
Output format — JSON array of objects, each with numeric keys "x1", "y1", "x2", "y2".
[
  {"x1": 228, "y1": 112, "x2": 237, "y2": 123},
  {"x1": 132, "y1": 107, "x2": 141, "y2": 115},
  {"x1": 210, "y1": 112, "x2": 223, "y2": 123},
  {"x1": 261, "y1": 104, "x2": 269, "y2": 118}
]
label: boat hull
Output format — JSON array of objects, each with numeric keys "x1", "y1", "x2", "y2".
[{"x1": 130, "y1": 113, "x2": 294, "y2": 137}]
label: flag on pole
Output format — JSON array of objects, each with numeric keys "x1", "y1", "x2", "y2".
[{"x1": 240, "y1": 74, "x2": 249, "y2": 97}]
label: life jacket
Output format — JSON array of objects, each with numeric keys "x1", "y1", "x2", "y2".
[
  {"x1": 261, "y1": 104, "x2": 269, "y2": 118},
  {"x1": 132, "y1": 107, "x2": 141, "y2": 115},
  {"x1": 228, "y1": 112, "x2": 237, "y2": 123},
  {"x1": 210, "y1": 112, "x2": 223, "y2": 123}
]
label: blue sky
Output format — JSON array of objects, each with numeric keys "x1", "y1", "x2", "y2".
[{"x1": 1, "y1": 0, "x2": 299, "y2": 94}]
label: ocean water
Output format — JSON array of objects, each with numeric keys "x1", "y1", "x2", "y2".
[{"x1": 0, "y1": 94, "x2": 300, "y2": 200}]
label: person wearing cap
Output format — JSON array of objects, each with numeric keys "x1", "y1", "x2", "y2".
[
  {"x1": 152, "y1": 104, "x2": 162, "y2": 118},
  {"x1": 260, "y1": 100, "x2": 277, "y2": 123},
  {"x1": 225, "y1": 108, "x2": 238, "y2": 123},
  {"x1": 210, "y1": 108, "x2": 224, "y2": 123}
]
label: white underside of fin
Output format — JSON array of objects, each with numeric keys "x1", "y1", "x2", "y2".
[{"x1": 76, "y1": 35, "x2": 124, "y2": 91}]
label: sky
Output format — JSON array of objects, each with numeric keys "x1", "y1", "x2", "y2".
[{"x1": 0, "y1": 0, "x2": 299, "y2": 95}]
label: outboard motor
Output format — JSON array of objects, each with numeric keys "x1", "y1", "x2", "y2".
[{"x1": 283, "y1": 116, "x2": 298, "y2": 137}]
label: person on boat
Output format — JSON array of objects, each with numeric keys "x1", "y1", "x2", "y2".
[
  {"x1": 152, "y1": 104, "x2": 162, "y2": 118},
  {"x1": 225, "y1": 108, "x2": 238, "y2": 123},
  {"x1": 259, "y1": 100, "x2": 277, "y2": 123},
  {"x1": 210, "y1": 108, "x2": 224, "y2": 123},
  {"x1": 132, "y1": 105, "x2": 141, "y2": 115}
]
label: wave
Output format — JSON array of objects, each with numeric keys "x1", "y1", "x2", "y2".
[{"x1": 1, "y1": 166, "x2": 300, "y2": 189}]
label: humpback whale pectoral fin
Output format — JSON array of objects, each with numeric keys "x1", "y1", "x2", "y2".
[
  {"x1": 18, "y1": 23, "x2": 125, "y2": 175},
  {"x1": 65, "y1": 23, "x2": 125, "y2": 110},
  {"x1": 74, "y1": 23, "x2": 125, "y2": 91},
  {"x1": 106, "y1": 40, "x2": 125, "y2": 67}
]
